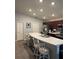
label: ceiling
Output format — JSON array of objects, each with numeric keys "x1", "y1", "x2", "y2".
[{"x1": 15, "y1": 0, "x2": 63, "y2": 20}]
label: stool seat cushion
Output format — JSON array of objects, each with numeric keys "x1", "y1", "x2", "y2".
[
  {"x1": 34, "y1": 44, "x2": 39, "y2": 48},
  {"x1": 39, "y1": 47, "x2": 48, "y2": 54}
]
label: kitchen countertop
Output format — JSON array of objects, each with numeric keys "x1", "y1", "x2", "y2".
[{"x1": 29, "y1": 32, "x2": 63, "y2": 46}]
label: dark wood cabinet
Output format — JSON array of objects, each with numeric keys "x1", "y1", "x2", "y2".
[{"x1": 44, "y1": 20, "x2": 63, "y2": 30}]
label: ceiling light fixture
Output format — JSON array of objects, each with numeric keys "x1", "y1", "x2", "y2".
[
  {"x1": 43, "y1": 16, "x2": 46, "y2": 19},
  {"x1": 39, "y1": 0, "x2": 43, "y2": 3},
  {"x1": 33, "y1": 13, "x2": 36, "y2": 16},
  {"x1": 52, "y1": 14, "x2": 55, "y2": 16},
  {"x1": 40, "y1": 9, "x2": 43, "y2": 12},
  {"x1": 29, "y1": 9, "x2": 32, "y2": 12},
  {"x1": 51, "y1": 2, "x2": 55, "y2": 5}
]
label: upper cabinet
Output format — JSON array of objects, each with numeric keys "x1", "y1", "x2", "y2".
[{"x1": 44, "y1": 20, "x2": 63, "y2": 30}]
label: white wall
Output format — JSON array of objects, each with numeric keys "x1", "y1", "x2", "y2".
[{"x1": 15, "y1": 13, "x2": 43, "y2": 40}]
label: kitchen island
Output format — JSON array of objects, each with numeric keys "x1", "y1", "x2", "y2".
[{"x1": 29, "y1": 32, "x2": 63, "y2": 59}]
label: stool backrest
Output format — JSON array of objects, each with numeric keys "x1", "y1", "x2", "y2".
[
  {"x1": 33, "y1": 38, "x2": 39, "y2": 45},
  {"x1": 39, "y1": 43, "x2": 45, "y2": 48},
  {"x1": 26, "y1": 34, "x2": 30, "y2": 40}
]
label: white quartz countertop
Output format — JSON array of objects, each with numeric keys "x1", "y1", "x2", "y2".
[{"x1": 29, "y1": 33, "x2": 63, "y2": 46}]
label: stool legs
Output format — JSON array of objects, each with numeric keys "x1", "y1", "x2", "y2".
[{"x1": 39, "y1": 54, "x2": 50, "y2": 59}]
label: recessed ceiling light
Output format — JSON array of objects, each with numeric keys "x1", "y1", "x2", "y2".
[
  {"x1": 29, "y1": 9, "x2": 32, "y2": 12},
  {"x1": 51, "y1": 2, "x2": 55, "y2": 5},
  {"x1": 43, "y1": 16, "x2": 46, "y2": 19},
  {"x1": 33, "y1": 13, "x2": 36, "y2": 15},
  {"x1": 52, "y1": 14, "x2": 55, "y2": 16},
  {"x1": 39, "y1": 0, "x2": 43, "y2": 3},
  {"x1": 40, "y1": 9, "x2": 43, "y2": 12}
]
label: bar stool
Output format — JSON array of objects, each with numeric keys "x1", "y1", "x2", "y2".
[
  {"x1": 33, "y1": 38, "x2": 40, "y2": 59},
  {"x1": 33, "y1": 39, "x2": 50, "y2": 59},
  {"x1": 25, "y1": 34, "x2": 30, "y2": 46},
  {"x1": 38, "y1": 43, "x2": 50, "y2": 59},
  {"x1": 23, "y1": 34, "x2": 31, "y2": 48}
]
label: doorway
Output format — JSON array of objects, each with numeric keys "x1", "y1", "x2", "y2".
[{"x1": 16, "y1": 22, "x2": 24, "y2": 41}]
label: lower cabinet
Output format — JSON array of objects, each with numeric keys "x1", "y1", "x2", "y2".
[{"x1": 59, "y1": 45, "x2": 63, "y2": 59}]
